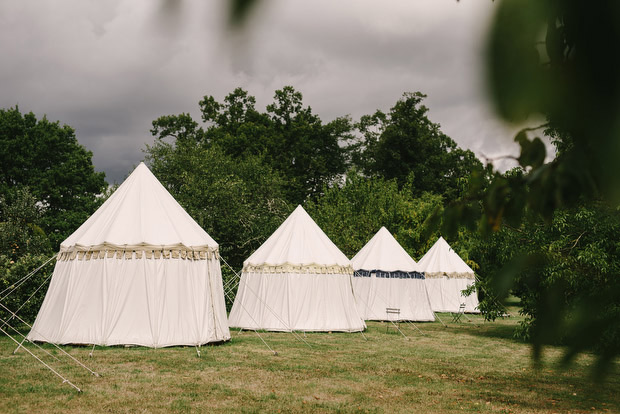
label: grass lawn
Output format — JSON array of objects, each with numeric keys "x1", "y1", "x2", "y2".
[{"x1": 0, "y1": 305, "x2": 618, "y2": 413}]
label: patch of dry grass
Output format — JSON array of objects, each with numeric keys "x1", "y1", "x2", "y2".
[{"x1": 0, "y1": 308, "x2": 618, "y2": 413}]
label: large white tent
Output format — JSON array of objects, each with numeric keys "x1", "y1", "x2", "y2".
[
  {"x1": 228, "y1": 205, "x2": 366, "y2": 332},
  {"x1": 416, "y1": 237, "x2": 480, "y2": 313},
  {"x1": 351, "y1": 227, "x2": 435, "y2": 321},
  {"x1": 27, "y1": 163, "x2": 230, "y2": 347}
]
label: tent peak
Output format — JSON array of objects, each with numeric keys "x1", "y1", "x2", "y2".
[
  {"x1": 61, "y1": 158, "x2": 217, "y2": 249},
  {"x1": 244, "y1": 202, "x2": 350, "y2": 268},
  {"x1": 351, "y1": 226, "x2": 418, "y2": 272}
]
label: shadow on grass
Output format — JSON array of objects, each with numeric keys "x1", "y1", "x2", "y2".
[{"x1": 449, "y1": 321, "x2": 522, "y2": 342}]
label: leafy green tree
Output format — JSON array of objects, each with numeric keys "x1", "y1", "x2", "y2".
[
  {"x1": 0, "y1": 107, "x2": 107, "y2": 248},
  {"x1": 353, "y1": 92, "x2": 482, "y2": 203},
  {"x1": 199, "y1": 87, "x2": 272, "y2": 157},
  {"x1": 153, "y1": 87, "x2": 352, "y2": 206},
  {"x1": 306, "y1": 170, "x2": 444, "y2": 260},
  {"x1": 266, "y1": 86, "x2": 351, "y2": 204},
  {"x1": 470, "y1": 200, "x2": 620, "y2": 375},
  {"x1": 144, "y1": 133, "x2": 292, "y2": 272},
  {"x1": 0, "y1": 189, "x2": 55, "y2": 324},
  {"x1": 0, "y1": 189, "x2": 51, "y2": 260}
]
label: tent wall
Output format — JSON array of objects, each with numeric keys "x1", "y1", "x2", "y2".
[
  {"x1": 228, "y1": 271, "x2": 366, "y2": 332},
  {"x1": 28, "y1": 256, "x2": 230, "y2": 347},
  {"x1": 352, "y1": 275, "x2": 435, "y2": 321},
  {"x1": 424, "y1": 276, "x2": 479, "y2": 313}
]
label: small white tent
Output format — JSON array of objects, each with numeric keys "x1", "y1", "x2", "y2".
[
  {"x1": 351, "y1": 227, "x2": 435, "y2": 321},
  {"x1": 27, "y1": 163, "x2": 230, "y2": 347},
  {"x1": 228, "y1": 205, "x2": 366, "y2": 332},
  {"x1": 417, "y1": 237, "x2": 480, "y2": 313}
]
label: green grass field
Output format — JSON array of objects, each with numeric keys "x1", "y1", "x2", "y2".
[{"x1": 0, "y1": 306, "x2": 618, "y2": 413}]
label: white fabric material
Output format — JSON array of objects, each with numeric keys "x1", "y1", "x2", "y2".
[
  {"x1": 244, "y1": 205, "x2": 350, "y2": 269},
  {"x1": 230, "y1": 272, "x2": 365, "y2": 332},
  {"x1": 351, "y1": 227, "x2": 419, "y2": 272},
  {"x1": 62, "y1": 162, "x2": 216, "y2": 251},
  {"x1": 416, "y1": 237, "x2": 474, "y2": 274},
  {"x1": 417, "y1": 237, "x2": 480, "y2": 313},
  {"x1": 228, "y1": 205, "x2": 366, "y2": 332},
  {"x1": 423, "y1": 277, "x2": 479, "y2": 313},
  {"x1": 352, "y1": 276, "x2": 435, "y2": 321},
  {"x1": 28, "y1": 257, "x2": 229, "y2": 346},
  {"x1": 350, "y1": 227, "x2": 434, "y2": 321},
  {"x1": 28, "y1": 162, "x2": 230, "y2": 346}
]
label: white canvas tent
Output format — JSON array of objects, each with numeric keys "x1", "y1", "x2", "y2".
[
  {"x1": 417, "y1": 237, "x2": 480, "y2": 313},
  {"x1": 228, "y1": 205, "x2": 366, "y2": 332},
  {"x1": 27, "y1": 162, "x2": 231, "y2": 347},
  {"x1": 351, "y1": 227, "x2": 435, "y2": 321}
]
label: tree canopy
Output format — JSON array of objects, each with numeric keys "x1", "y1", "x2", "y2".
[
  {"x1": 0, "y1": 107, "x2": 107, "y2": 248},
  {"x1": 352, "y1": 92, "x2": 482, "y2": 203},
  {"x1": 152, "y1": 86, "x2": 351, "y2": 205},
  {"x1": 145, "y1": 130, "x2": 292, "y2": 272},
  {"x1": 306, "y1": 170, "x2": 444, "y2": 260}
]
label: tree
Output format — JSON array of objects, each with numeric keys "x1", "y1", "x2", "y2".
[
  {"x1": 152, "y1": 87, "x2": 352, "y2": 206},
  {"x1": 470, "y1": 199, "x2": 620, "y2": 373},
  {"x1": 0, "y1": 189, "x2": 55, "y2": 323},
  {"x1": 144, "y1": 132, "x2": 292, "y2": 273},
  {"x1": 306, "y1": 170, "x2": 445, "y2": 260},
  {"x1": 0, "y1": 107, "x2": 107, "y2": 248},
  {"x1": 353, "y1": 92, "x2": 482, "y2": 203},
  {"x1": 0, "y1": 188, "x2": 51, "y2": 261},
  {"x1": 265, "y1": 86, "x2": 352, "y2": 204}
]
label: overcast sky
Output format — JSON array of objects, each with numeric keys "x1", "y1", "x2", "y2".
[{"x1": 1, "y1": 0, "x2": 527, "y2": 184}]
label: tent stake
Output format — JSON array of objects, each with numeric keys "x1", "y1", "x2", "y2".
[
  {"x1": 13, "y1": 336, "x2": 27, "y2": 355},
  {"x1": 434, "y1": 312, "x2": 447, "y2": 328},
  {"x1": 0, "y1": 324, "x2": 82, "y2": 393},
  {"x1": 359, "y1": 330, "x2": 368, "y2": 341}
]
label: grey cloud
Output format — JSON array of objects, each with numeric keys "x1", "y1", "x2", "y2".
[{"x1": 0, "y1": 0, "x2": 524, "y2": 184}]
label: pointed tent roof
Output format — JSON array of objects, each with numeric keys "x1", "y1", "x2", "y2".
[
  {"x1": 417, "y1": 237, "x2": 474, "y2": 274},
  {"x1": 244, "y1": 205, "x2": 350, "y2": 268},
  {"x1": 61, "y1": 162, "x2": 217, "y2": 250},
  {"x1": 351, "y1": 227, "x2": 419, "y2": 272}
]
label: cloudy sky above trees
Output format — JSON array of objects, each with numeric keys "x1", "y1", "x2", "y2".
[{"x1": 1, "y1": 0, "x2": 525, "y2": 183}]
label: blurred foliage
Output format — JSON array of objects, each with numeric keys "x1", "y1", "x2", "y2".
[
  {"x1": 0, "y1": 107, "x2": 107, "y2": 248},
  {"x1": 447, "y1": 0, "x2": 620, "y2": 375},
  {"x1": 470, "y1": 200, "x2": 620, "y2": 377}
]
